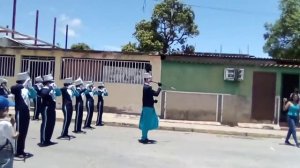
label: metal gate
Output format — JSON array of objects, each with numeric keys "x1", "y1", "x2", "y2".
[{"x1": 21, "y1": 56, "x2": 55, "y2": 80}]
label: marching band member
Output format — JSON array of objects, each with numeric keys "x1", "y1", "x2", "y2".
[
  {"x1": 73, "y1": 77, "x2": 86, "y2": 133},
  {"x1": 32, "y1": 76, "x2": 43, "y2": 120},
  {"x1": 138, "y1": 72, "x2": 161, "y2": 144},
  {"x1": 95, "y1": 82, "x2": 108, "y2": 126},
  {"x1": 10, "y1": 72, "x2": 37, "y2": 157},
  {"x1": 0, "y1": 77, "x2": 10, "y2": 98},
  {"x1": 58, "y1": 77, "x2": 79, "y2": 139},
  {"x1": 39, "y1": 74, "x2": 61, "y2": 146},
  {"x1": 83, "y1": 81, "x2": 97, "y2": 129}
]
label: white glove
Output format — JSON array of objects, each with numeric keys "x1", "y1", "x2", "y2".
[
  {"x1": 50, "y1": 83, "x2": 57, "y2": 89},
  {"x1": 68, "y1": 84, "x2": 75, "y2": 90},
  {"x1": 92, "y1": 87, "x2": 98, "y2": 92},
  {"x1": 37, "y1": 83, "x2": 43, "y2": 90},
  {"x1": 23, "y1": 78, "x2": 33, "y2": 89},
  {"x1": 28, "y1": 81, "x2": 33, "y2": 89}
]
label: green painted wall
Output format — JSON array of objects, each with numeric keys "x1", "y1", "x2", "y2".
[{"x1": 161, "y1": 61, "x2": 300, "y2": 98}]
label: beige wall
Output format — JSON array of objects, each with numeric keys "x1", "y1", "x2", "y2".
[
  {"x1": 0, "y1": 48, "x2": 161, "y2": 114},
  {"x1": 222, "y1": 95, "x2": 252, "y2": 124},
  {"x1": 165, "y1": 91, "x2": 218, "y2": 121},
  {"x1": 164, "y1": 91, "x2": 253, "y2": 123}
]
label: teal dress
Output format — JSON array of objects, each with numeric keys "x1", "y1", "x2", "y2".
[{"x1": 139, "y1": 107, "x2": 159, "y2": 131}]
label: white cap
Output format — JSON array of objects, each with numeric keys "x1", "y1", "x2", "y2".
[
  {"x1": 43, "y1": 74, "x2": 54, "y2": 82},
  {"x1": 35, "y1": 76, "x2": 43, "y2": 82},
  {"x1": 143, "y1": 72, "x2": 152, "y2": 79},
  {"x1": 85, "y1": 81, "x2": 93, "y2": 87},
  {"x1": 74, "y1": 77, "x2": 84, "y2": 86},
  {"x1": 17, "y1": 72, "x2": 30, "y2": 81},
  {"x1": 64, "y1": 77, "x2": 73, "y2": 84},
  {"x1": 99, "y1": 82, "x2": 105, "y2": 87},
  {"x1": 0, "y1": 77, "x2": 7, "y2": 84}
]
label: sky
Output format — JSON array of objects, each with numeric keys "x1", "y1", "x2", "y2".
[{"x1": 0, "y1": 0, "x2": 281, "y2": 58}]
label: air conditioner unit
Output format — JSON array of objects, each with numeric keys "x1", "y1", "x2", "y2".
[{"x1": 224, "y1": 68, "x2": 244, "y2": 81}]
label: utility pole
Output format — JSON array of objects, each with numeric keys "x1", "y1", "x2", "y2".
[{"x1": 12, "y1": 0, "x2": 17, "y2": 38}]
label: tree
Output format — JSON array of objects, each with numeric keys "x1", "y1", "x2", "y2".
[
  {"x1": 122, "y1": 0, "x2": 199, "y2": 54},
  {"x1": 71, "y1": 43, "x2": 91, "y2": 51},
  {"x1": 121, "y1": 42, "x2": 138, "y2": 52},
  {"x1": 171, "y1": 44, "x2": 195, "y2": 54},
  {"x1": 263, "y1": 0, "x2": 300, "y2": 59}
]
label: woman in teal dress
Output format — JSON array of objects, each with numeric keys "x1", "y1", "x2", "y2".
[
  {"x1": 283, "y1": 93, "x2": 300, "y2": 147},
  {"x1": 139, "y1": 72, "x2": 161, "y2": 144}
]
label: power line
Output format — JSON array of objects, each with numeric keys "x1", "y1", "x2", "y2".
[
  {"x1": 186, "y1": 4, "x2": 279, "y2": 16},
  {"x1": 143, "y1": 0, "x2": 279, "y2": 16}
]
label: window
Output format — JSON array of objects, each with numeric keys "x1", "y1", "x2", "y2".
[{"x1": 0, "y1": 55, "x2": 15, "y2": 77}]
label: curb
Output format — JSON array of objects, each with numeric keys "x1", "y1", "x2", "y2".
[
  {"x1": 98, "y1": 120, "x2": 285, "y2": 139},
  {"x1": 26, "y1": 114, "x2": 287, "y2": 139}
]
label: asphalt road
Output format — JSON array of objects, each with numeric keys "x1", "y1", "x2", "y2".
[{"x1": 14, "y1": 120, "x2": 300, "y2": 168}]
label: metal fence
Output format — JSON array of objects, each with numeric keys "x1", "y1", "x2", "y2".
[
  {"x1": 0, "y1": 55, "x2": 15, "y2": 77},
  {"x1": 61, "y1": 57, "x2": 149, "y2": 84},
  {"x1": 21, "y1": 56, "x2": 55, "y2": 79}
]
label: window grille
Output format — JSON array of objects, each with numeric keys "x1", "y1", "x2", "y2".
[
  {"x1": 61, "y1": 58, "x2": 149, "y2": 84},
  {"x1": 21, "y1": 56, "x2": 55, "y2": 79},
  {"x1": 0, "y1": 55, "x2": 15, "y2": 77}
]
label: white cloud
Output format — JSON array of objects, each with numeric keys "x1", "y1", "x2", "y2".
[
  {"x1": 58, "y1": 27, "x2": 77, "y2": 37},
  {"x1": 58, "y1": 14, "x2": 82, "y2": 38},
  {"x1": 67, "y1": 29, "x2": 76, "y2": 37},
  {"x1": 69, "y1": 18, "x2": 81, "y2": 28}
]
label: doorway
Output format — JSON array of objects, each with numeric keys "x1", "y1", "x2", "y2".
[
  {"x1": 280, "y1": 74, "x2": 299, "y2": 123},
  {"x1": 251, "y1": 72, "x2": 276, "y2": 121}
]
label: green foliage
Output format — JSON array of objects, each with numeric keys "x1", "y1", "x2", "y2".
[
  {"x1": 171, "y1": 44, "x2": 195, "y2": 54},
  {"x1": 121, "y1": 42, "x2": 138, "y2": 52},
  {"x1": 133, "y1": 20, "x2": 163, "y2": 52},
  {"x1": 71, "y1": 43, "x2": 91, "y2": 51},
  {"x1": 152, "y1": 0, "x2": 199, "y2": 53},
  {"x1": 124, "y1": 0, "x2": 199, "y2": 54},
  {"x1": 264, "y1": 0, "x2": 300, "y2": 59}
]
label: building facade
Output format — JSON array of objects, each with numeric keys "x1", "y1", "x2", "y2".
[
  {"x1": 161, "y1": 54, "x2": 300, "y2": 125},
  {"x1": 0, "y1": 47, "x2": 161, "y2": 114}
]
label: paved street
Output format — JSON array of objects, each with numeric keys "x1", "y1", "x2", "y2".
[{"x1": 14, "y1": 120, "x2": 300, "y2": 168}]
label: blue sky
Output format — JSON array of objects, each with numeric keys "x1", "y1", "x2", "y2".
[{"x1": 0, "y1": 0, "x2": 280, "y2": 57}]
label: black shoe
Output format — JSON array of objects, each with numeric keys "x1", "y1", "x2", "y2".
[
  {"x1": 57, "y1": 135, "x2": 70, "y2": 140},
  {"x1": 15, "y1": 152, "x2": 32, "y2": 158},
  {"x1": 83, "y1": 126, "x2": 95, "y2": 129},
  {"x1": 14, "y1": 154, "x2": 24, "y2": 158},
  {"x1": 38, "y1": 142, "x2": 47, "y2": 147},
  {"x1": 285, "y1": 141, "x2": 292, "y2": 145},
  {"x1": 96, "y1": 123, "x2": 104, "y2": 126},
  {"x1": 138, "y1": 139, "x2": 149, "y2": 144},
  {"x1": 73, "y1": 130, "x2": 86, "y2": 134},
  {"x1": 46, "y1": 141, "x2": 58, "y2": 146}
]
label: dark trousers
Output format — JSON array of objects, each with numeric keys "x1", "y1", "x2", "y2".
[
  {"x1": 40, "y1": 105, "x2": 56, "y2": 144},
  {"x1": 96, "y1": 100, "x2": 104, "y2": 125},
  {"x1": 84, "y1": 100, "x2": 94, "y2": 127},
  {"x1": 74, "y1": 101, "x2": 84, "y2": 132},
  {"x1": 61, "y1": 102, "x2": 73, "y2": 136},
  {"x1": 33, "y1": 97, "x2": 42, "y2": 120},
  {"x1": 15, "y1": 108, "x2": 30, "y2": 155},
  {"x1": 285, "y1": 115, "x2": 299, "y2": 145}
]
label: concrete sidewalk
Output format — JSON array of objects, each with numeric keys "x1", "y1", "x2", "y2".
[{"x1": 8, "y1": 108, "x2": 290, "y2": 139}]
